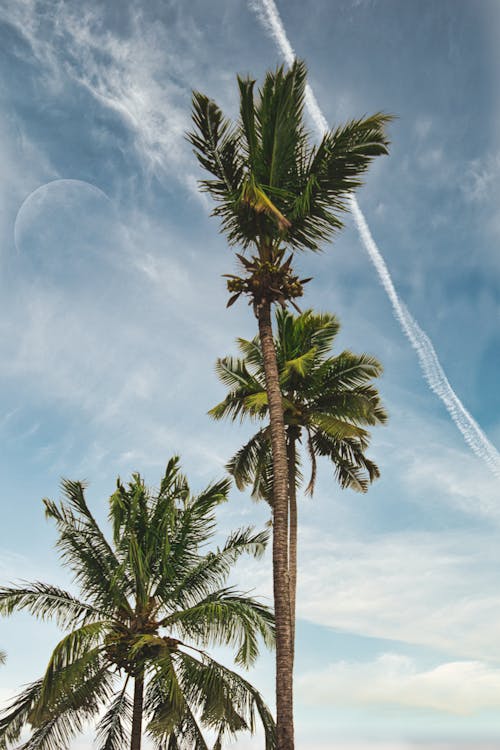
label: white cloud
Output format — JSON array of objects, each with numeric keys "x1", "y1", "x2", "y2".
[
  {"x1": 294, "y1": 526, "x2": 500, "y2": 662},
  {"x1": 298, "y1": 654, "x2": 500, "y2": 715},
  {"x1": 404, "y1": 444, "x2": 500, "y2": 521},
  {"x1": 0, "y1": 0, "x2": 200, "y2": 177},
  {"x1": 414, "y1": 116, "x2": 432, "y2": 139},
  {"x1": 462, "y1": 154, "x2": 500, "y2": 203}
]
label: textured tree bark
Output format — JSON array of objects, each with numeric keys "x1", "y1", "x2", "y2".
[
  {"x1": 287, "y1": 434, "x2": 298, "y2": 663},
  {"x1": 130, "y1": 673, "x2": 144, "y2": 750},
  {"x1": 256, "y1": 300, "x2": 294, "y2": 750}
]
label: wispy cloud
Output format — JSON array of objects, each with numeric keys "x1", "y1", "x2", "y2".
[
  {"x1": 294, "y1": 526, "x2": 500, "y2": 662},
  {"x1": 0, "y1": 0, "x2": 195, "y2": 177},
  {"x1": 298, "y1": 654, "x2": 500, "y2": 715}
]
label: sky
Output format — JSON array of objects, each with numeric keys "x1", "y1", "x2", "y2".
[{"x1": 1, "y1": 0, "x2": 500, "y2": 748}]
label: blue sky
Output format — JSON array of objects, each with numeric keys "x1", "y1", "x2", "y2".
[{"x1": 1, "y1": 0, "x2": 500, "y2": 747}]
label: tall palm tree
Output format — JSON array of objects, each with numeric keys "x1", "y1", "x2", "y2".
[
  {"x1": 210, "y1": 308, "x2": 386, "y2": 652},
  {"x1": 188, "y1": 59, "x2": 392, "y2": 750},
  {"x1": 0, "y1": 458, "x2": 275, "y2": 750}
]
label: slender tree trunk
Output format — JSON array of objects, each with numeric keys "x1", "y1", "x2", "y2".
[
  {"x1": 130, "y1": 672, "x2": 144, "y2": 750},
  {"x1": 256, "y1": 300, "x2": 294, "y2": 750},
  {"x1": 287, "y1": 435, "x2": 298, "y2": 663}
]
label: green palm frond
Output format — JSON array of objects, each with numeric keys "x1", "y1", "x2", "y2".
[
  {"x1": 165, "y1": 527, "x2": 268, "y2": 610},
  {"x1": 175, "y1": 652, "x2": 276, "y2": 750},
  {"x1": 236, "y1": 336, "x2": 263, "y2": 369},
  {"x1": 162, "y1": 590, "x2": 274, "y2": 668},
  {"x1": 319, "y1": 351, "x2": 384, "y2": 389},
  {"x1": 281, "y1": 346, "x2": 317, "y2": 381},
  {"x1": 286, "y1": 113, "x2": 393, "y2": 250},
  {"x1": 226, "y1": 429, "x2": 272, "y2": 499},
  {"x1": 23, "y1": 666, "x2": 114, "y2": 750},
  {"x1": 95, "y1": 680, "x2": 132, "y2": 750},
  {"x1": 0, "y1": 583, "x2": 105, "y2": 628},
  {"x1": 38, "y1": 625, "x2": 108, "y2": 708},
  {"x1": 176, "y1": 653, "x2": 249, "y2": 737},
  {"x1": 43, "y1": 498, "x2": 133, "y2": 616},
  {"x1": 275, "y1": 307, "x2": 340, "y2": 365},
  {"x1": 0, "y1": 678, "x2": 42, "y2": 749},
  {"x1": 188, "y1": 93, "x2": 242, "y2": 194},
  {"x1": 311, "y1": 431, "x2": 380, "y2": 492}
]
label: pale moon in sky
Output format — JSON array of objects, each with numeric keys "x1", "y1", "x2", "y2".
[{"x1": 14, "y1": 179, "x2": 121, "y2": 283}]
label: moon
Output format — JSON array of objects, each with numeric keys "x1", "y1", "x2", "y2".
[{"x1": 13, "y1": 179, "x2": 121, "y2": 283}]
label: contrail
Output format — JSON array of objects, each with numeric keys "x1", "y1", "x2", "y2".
[{"x1": 250, "y1": 0, "x2": 500, "y2": 477}]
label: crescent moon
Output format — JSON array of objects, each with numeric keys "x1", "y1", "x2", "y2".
[{"x1": 14, "y1": 178, "x2": 111, "y2": 255}]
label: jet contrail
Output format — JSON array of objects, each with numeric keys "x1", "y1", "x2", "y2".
[{"x1": 250, "y1": 0, "x2": 500, "y2": 477}]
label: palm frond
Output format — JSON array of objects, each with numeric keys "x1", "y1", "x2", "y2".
[
  {"x1": 163, "y1": 526, "x2": 269, "y2": 610},
  {"x1": 95, "y1": 680, "x2": 131, "y2": 750},
  {"x1": 226, "y1": 429, "x2": 271, "y2": 498},
  {"x1": 43, "y1": 497, "x2": 133, "y2": 615},
  {"x1": 21, "y1": 665, "x2": 114, "y2": 750},
  {"x1": 0, "y1": 679, "x2": 42, "y2": 748},
  {"x1": 188, "y1": 93, "x2": 242, "y2": 195},
  {"x1": 162, "y1": 589, "x2": 274, "y2": 668},
  {"x1": 0, "y1": 583, "x2": 105, "y2": 628},
  {"x1": 176, "y1": 651, "x2": 276, "y2": 750},
  {"x1": 311, "y1": 431, "x2": 380, "y2": 492},
  {"x1": 145, "y1": 653, "x2": 190, "y2": 744},
  {"x1": 38, "y1": 625, "x2": 108, "y2": 708}
]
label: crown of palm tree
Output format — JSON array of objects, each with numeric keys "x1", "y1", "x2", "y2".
[
  {"x1": 188, "y1": 60, "x2": 392, "y2": 310},
  {"x1": 210, "y1": 308, "x2": 387, "y2": 497},
  {"x1": 189, "y1": 60, "x2": 392, "y2": 253},
  {"x1": 0, "y1": 458, "x2": 275, "y2": 750}
]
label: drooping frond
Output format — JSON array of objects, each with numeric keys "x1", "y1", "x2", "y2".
[
  {"x1": 0, "y1": 678, "x2": 42, "y2": 748},
  {"x1": 145, "y1": 653, "x2": 193, "y2": 748},
  {"x1": 162, "y1": 589, "x2": 274, "y2": 668},
  {"x1": 95, "y1": 680, "x2": 132, "y2": 750},
  {"x1": 175, "y1": 651, "x2": 276, "y2": 750},
  {"x1": 226, "y1": 429, "x2": 272, "y2": 499},
  {"x1": 24, "y1": 666, "x2": 113, "y2": 750},
  {"x1": 311, "y1": 431, "x2": 380, "y2": 492},
  {"x1": 37, "y1": 625, "x2": 108, "y2": 709}
]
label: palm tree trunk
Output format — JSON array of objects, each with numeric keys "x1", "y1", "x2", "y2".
[
  {"x1": 130, "y1": 672, "x2": 144, "y2": 750},
  {"x1": 256, "y1": 299, "x2": 294, "y2": 750},
  {"x1": 287, "y1": 435, "x2": 298, "y2": 663}
]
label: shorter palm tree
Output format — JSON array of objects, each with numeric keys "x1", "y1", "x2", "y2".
[
  {"x1": 0, "y1": 651, "x2": 5, "y2": 665},
  {"x1": 210, "y1": 308, "x2": 386, "y2": 648},
  {"x1": 0, "y1": 458, "x2": 275, "y2": 750}
]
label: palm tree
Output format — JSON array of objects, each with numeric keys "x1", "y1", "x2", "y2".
[
  {"x1": 0, "y1": 458, "x2": 275, "y2": 750},
  {"x1": 188, "y1": 59, "x2": 392, "y2": 750},
  {"x1": 210, "y1": 308, "x2": 386, "y2": 652},
  {"x1": 0, "y1": 651, "x2": 5, "y2": 665}
]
